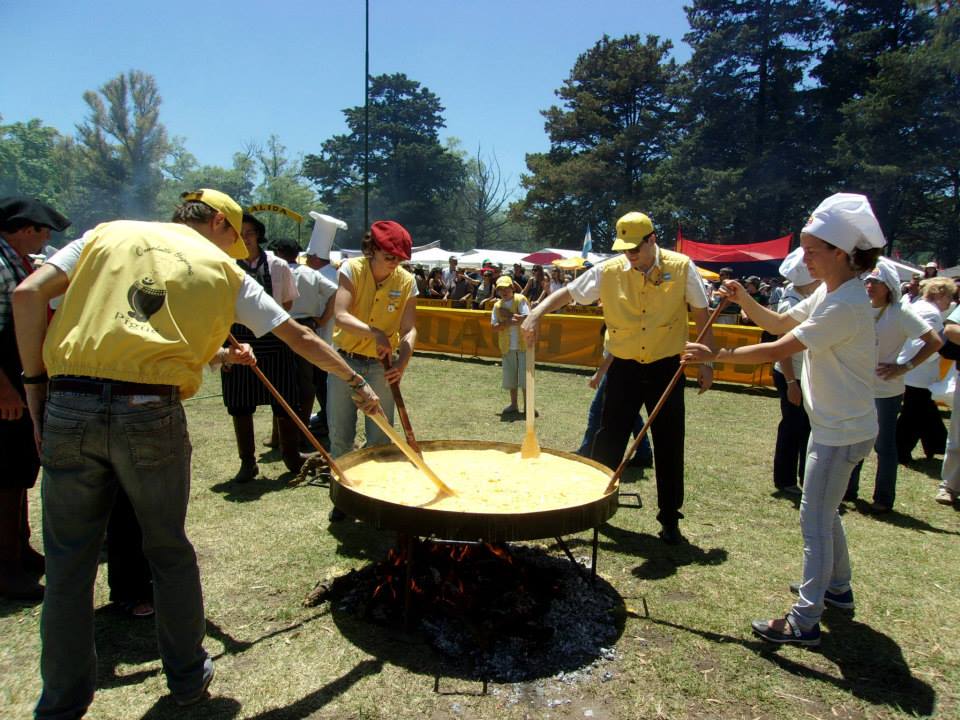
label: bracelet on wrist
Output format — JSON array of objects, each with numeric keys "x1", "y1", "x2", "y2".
[
  {"x1": 786, "y1": 379, "x2": 798, "y2": 385},
  {"x1": 21, "y1": 371, "x2": 48, "y2": 385}
]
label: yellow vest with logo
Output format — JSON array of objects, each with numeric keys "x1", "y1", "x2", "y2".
[
  {"x1": 334, "y1": 257, "x2": 416, "y2": 357},
  {"x1": 492, "y1": 293, "x2": 528, "y2": 354},
  {"x1": 44, "y1": 220, "x2": 245, "y2": 398},
  {"x1": 599, "y1": 249, "x2": 690, "y2": 363}
]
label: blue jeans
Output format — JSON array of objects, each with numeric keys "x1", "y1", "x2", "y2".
[
  {"x1": 327, "y1": 354, "x2": 396, "y2": 458},
  {"x1": 577, "y1": 374, "x2": 651, "y2": 461},
  {"x1": 36, "y1": 390, "x2": 210, "y2": 719},
  {"x1": 790, "y1": 438, "x2": 872, "y2": 631},
  {"x1": 847, "y1": 394, "x2": 902, "y2": 507}
]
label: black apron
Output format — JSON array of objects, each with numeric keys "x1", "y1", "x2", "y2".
[
  {"x1": 221, "y1": 254, "x2": 299, "y2": 413},
  {"x1": 0, "y1": 247, "x2": 40, "y2": 488}
]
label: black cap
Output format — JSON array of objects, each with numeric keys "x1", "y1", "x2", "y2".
[
  {"x1": 270, "y1": 237, "x2": 301, "y2": 255},
  {"x1": 0, "y1": 197, "x2": 71, "y2": 232}
]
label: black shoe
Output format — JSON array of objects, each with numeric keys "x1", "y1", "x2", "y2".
[
  {"x1": 233, "y1": 459, "x2": 259, "y2": 483},
  {"x1": 751, "y1": 616, "x2": 821, "y2": 646},
  {"x1": 328, "y1": 507, "x2": 347, "y2": 522},
  {"x1": 658, "y1": 525, "x2": 686, "y2": 545}
]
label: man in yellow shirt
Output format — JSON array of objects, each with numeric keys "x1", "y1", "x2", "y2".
[
  {"x1": 522, "y1": 212, "x2": 715, "y2": 544},
  {"x1": 13, "y1": 189, "x2": 379, "y2": 717}
]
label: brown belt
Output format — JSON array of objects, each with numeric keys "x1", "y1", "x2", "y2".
[{"x1": 50, "y1": 376, "x2": 177, "y2": 398}]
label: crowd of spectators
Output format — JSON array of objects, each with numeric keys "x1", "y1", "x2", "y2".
[{"x1": 406, "y1": 256, "x2": 577, "y2": 310}]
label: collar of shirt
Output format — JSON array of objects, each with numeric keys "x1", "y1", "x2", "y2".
[{"x1": 620, "y1": 246, "x2": 661, "y2": 279}]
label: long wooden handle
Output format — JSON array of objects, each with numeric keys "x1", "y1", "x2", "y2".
[
  {"x1": 604, "y1": 300, "x2": 728, "y2": 493},
  {"x1": 381, "y1": 355, "x2": 420, "y2": 455},
  {"x1": 227, "y1": 334, "x2": 347, "y2": 484},
  {"x1": 368, "y1": 411, "x2": 455, "y2": 495}
]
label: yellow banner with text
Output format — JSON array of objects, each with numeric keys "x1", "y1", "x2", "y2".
[{"x1": 414, "y1": 303, "x2": 774, "y2": 387}]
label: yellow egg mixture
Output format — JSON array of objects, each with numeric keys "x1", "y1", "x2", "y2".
[{"x1": 342, "y1": 448, "x2": 613, "y2": 512}]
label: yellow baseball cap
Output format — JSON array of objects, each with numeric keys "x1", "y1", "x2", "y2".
[
  {"x1": 496, "y1": 275, "x2": 514, "y2": 288},
  {"x1": 612, "y1": 212, "x2": 655, "y2": 251},
  {"x1": 180, "y1": 189, "x2": 248, "y2": 259}
]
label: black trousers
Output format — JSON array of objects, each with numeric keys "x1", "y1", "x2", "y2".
[
  {"x1": 896, "y1": 384, "x2": 947, "y2": 462},
  {"x1": 772, "y1": 369, "x2": 810, "y2": 488},
  {"x1": 106, "y1": 486, "x2": 152, "y2": 605},
  {"x1": 590, "y1": 355, "x2": 685, "y2": 526}
]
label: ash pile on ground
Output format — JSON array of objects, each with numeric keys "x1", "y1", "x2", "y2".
[{"x1": 326, "y1": 543, "x2": 624, "y2": 683}]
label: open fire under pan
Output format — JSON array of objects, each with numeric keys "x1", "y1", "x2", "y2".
[{"x1": 330, "y1": 439, "x2": 621, "y2": 580}]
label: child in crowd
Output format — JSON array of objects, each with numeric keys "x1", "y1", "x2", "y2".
[{"x1": 491, "y1": 275, "x2": 530, "y2": 415}]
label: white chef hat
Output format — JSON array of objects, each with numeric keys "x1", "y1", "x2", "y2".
[
  {"x1": 778, "y1": 247, "x2": 814, "y2": 286},
  {"x1": 801, "y1": 193, "x2": 885, "y2": 254},
  {"x1": 863, "y1": 258, "x2": 902, "y2": 302},
  {"x1": 306, "y1": 211, "x2": 347, "y2": 259}
]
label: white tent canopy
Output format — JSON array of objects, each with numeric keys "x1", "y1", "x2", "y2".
[
  {"x1": 880, "y1": 256, "x2": 923, "y2": 282},
  {"x1": 410, "y1": 247, "x2": 460, "y2": 264},
  {"x1": 455, "y1": 249, "x2": 530, "y2": 268}
]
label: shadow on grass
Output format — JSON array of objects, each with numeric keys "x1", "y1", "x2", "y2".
[
  {"x1": 138, "y1": 658, "x2": 384, "y2": 720},
  {"x1": 327, "y1": 520, "x2": 397, "y2": 562},
  {"x1": 901, "y1": 456, "x2": 944, "y2": 480},
  {"x1": 647, "y1": 616, "x2": 936, "y2": 716},
  {"x1": 208, "y1": 473, "x2": 295, "y2": 503},
  {"x1": 94, "y1": 609, "x2": 333, "y2": 692},
  {"x1": 849, "y1": 499, "x2": 960, "y2": 536},
  {"x1": 593, "y1": 522, "x2": 728, "y2": 580}
]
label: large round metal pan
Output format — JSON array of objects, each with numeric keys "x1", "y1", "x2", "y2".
[{"x1": 330, "y1": 440, "x2": 619, "y2": 542}]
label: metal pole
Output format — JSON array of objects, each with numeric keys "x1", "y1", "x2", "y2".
[{"x1": 363, "y1": 0, "x2": 370, "y2": 230}]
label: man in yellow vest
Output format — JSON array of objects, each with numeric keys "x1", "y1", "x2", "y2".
[
  {"x1": 522, "y1": 211, "x2": 716, "y2": 545},
  {"x1": 12, "y1": 189, "x2": 379, "y2": 717}
]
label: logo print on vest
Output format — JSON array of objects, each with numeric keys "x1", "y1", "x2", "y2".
[{"x1": 127, "y1": 276, "x2": 167, "y2": 322}]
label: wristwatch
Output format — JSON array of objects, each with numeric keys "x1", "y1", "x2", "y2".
[{"x1": 21, "y1": 371, "x2": 48, "y2": 385}]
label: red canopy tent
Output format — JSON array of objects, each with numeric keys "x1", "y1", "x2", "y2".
[{"x1": 676, "y1": 231, "x2": 791, "y2": 277}]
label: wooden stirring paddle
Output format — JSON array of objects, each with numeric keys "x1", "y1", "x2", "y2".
[
  {"x1": 520, "y1": 337, "x2": 541, "y2": 459},
  {"x1": 368, "y1": 410, "x2": 455, "y2": 495}
]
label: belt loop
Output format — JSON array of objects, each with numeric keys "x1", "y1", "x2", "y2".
[{"x1": 103, "y1": 382, "x2": 113, "y2": 403}]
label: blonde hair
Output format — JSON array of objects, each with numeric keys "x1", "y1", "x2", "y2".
[{"x1": 920, "y1": 276, "x2": 955, "y2": 299}]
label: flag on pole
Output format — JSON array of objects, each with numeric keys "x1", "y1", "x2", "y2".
[{"x1": 582, "y1": 224, "x2": 593, "y2": 256}]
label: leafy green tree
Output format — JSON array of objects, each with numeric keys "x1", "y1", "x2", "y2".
[
  {"x1": 156, "y1": 138, "x2": 257, "y2": 219},
  {"x1": 0, "y1": 118, "x2": 86, "y2": 238},
  {"x1": 662, "y1": 0, "x2": 824, "y2": 242},
  {"x1": 834, "y1": 4, "x2": 960, "y2": 263},
  {"x1": 303, "y1": 73, "x2": 465, "y2": 246},
  {"x1": 513, "y1": 34, "x2": 679, "y2": 250},
  {"x1": 250, "y1": 135, "x2": 321, "y2": 244},
  {"x1": 75, "y1": 70, "x2": 170, "y2": 227}
]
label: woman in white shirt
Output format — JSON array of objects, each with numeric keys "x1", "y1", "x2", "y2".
[
  {"x1": 684, "y1": 193, "x2": 885, "y2": 646},
  {"x1": 846, "y1": 261, "x2": 940, "y2": 512},
  {"x1": 894, "y1": 277, "x2": 955, "y2": 463}
]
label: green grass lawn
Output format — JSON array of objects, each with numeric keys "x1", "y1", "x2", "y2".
[{"x1": 2, "y1": 352, "x2": 959, "y2": 719}]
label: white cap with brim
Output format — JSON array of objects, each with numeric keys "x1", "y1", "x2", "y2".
[
  {"x1": 306, "y1": 211, "x2": 347, "y2": 259},
  {"x1": 801, "y1": 193, "x2": 885, "y2": 254},
  {"x1": 779, "y1": 247, "x2": 814, "y2": 286},
  {"x1": 863, "y1": 258, "x2": 902, "y2": 302}
]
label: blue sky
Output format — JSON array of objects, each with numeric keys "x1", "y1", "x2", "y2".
[{"x1": 1, "y1": 1, "x2": 691, "y2": 192}]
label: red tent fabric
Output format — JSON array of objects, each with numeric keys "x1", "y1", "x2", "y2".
[{"x1": 676, "y1": 233, "x2": 791, "y2": 264}]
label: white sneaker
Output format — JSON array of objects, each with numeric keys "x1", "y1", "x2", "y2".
[{"x1": 935, "y1": 487, "x2": 956, "y2": 505}]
